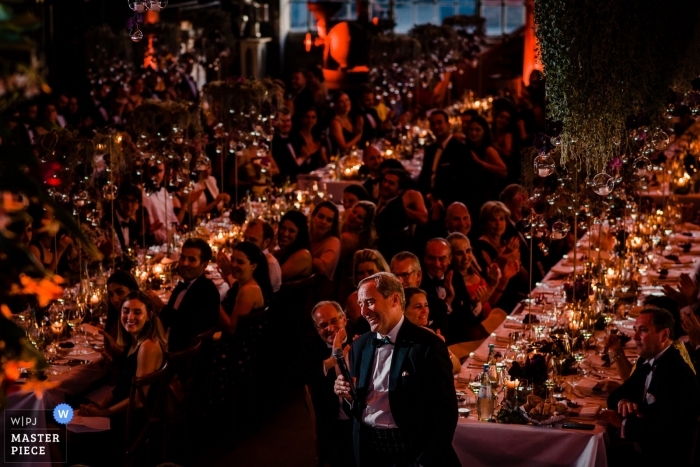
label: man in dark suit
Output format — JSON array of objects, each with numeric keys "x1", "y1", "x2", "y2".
[
  {"x1": 357, "y1": 85, "x2": 382, "y2": 148},
  {"x1": 375, "y1": 169, "x2": 411, "y2": 263},
  {"x1": 290, "y1": 71, "x2": 315, "y2": 129},
  {"x1": 418, "y1": 110, "x2": 471, "y2": 217},
  {"x1": 148, "y1": 238, "x2": 220, "y2": 352},
  {"x1": 361, "y1": 145, "x2": 383, "y2": 203},
  {"x1": 103, "y1": 183, "x2": 142, "y2": 254},
  {"x1": 290, "y1": 301, "x2": 354, "y2": 467},
  {"x1": 390, "y1": 251, "x2": 448, "y2": 338},
  {"x1": 606, "y1": 308, "x2": 700, "y2": 465},
  {"x1": 271, "y1": 108, "x2": 305, "y2": 181},
  {"x1": 334, "y1": 272, "x2": 460, "y2": 467}
]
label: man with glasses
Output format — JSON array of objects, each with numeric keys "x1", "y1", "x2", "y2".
[
  {"x1": 290, "y1": 301, "x2": 354, "y2": 467},
  {"x1": 390, "y1": 251, "x2": 448, "y2": 340}
]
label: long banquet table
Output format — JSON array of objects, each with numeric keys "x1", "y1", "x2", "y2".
[{"x1": 451, "y1": 225, "x2": 700, "y2": 467}]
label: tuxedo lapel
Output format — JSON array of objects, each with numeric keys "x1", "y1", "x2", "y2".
[
  {"x1": 389, "y1": 333, "x2": 411, "y2": 392},
  {"x1": 359, "y1": 339, "x2": 376, "y2": 393}
]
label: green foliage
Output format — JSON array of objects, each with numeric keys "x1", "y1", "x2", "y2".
[{"x1": 535, "y1": 0, "x2": 700, "y2": 174}]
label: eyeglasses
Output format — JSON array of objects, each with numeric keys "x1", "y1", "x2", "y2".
[
  {"x1": 314, "y1": 318, "x2": 342, "y2": 330},
  {"x1": 394, "y1": 270, "x2": 416, "y2": 280}
]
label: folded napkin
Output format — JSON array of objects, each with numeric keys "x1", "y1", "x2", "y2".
[
  {"x1": 578, "y1": 405, "x2": 601, "y2": 417},
  {"x1": 575, "y1": 379, "x2": 600, "y2": 391},
  {"x1": 550, "y1": 264, "x2": 586, "y2": 275}
]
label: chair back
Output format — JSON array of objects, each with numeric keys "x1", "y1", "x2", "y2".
[
  {"x1": 481, "y1": 308, "x2": 507, "y2": 335},
  {"x1": 167, "y1": 340, "x2": 203, "y2": 401},
  {"x1": 125, "y1": 361, "x2": 172, "y2": 466},
  {"x1": 303, "y1": 384, "x2": 321, "y2": 467},
  {"x1": 189, "y1": 325, "x2": 217, "y2": 349}
]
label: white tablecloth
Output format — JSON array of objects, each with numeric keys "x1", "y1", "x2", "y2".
[{"x1": 453, "y1": 418, "x2": 608, "y2": 467}]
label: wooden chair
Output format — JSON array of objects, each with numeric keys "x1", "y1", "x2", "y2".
[
  {"x1": 481, "y1": 308, "x2": 507, "y2": 334},
  {"x1": 189, "y1": 325, "x2": 217, "y2": 349},
  {"x1": 124, "y1": 361, "x2": 173, "y2": 467},
  {"x1": 303, "y1": 385, "x2": 323, "y2": 467}
]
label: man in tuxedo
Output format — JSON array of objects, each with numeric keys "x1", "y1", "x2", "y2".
[
  {"x1": 290, "y1": 71, "x2": 314, "y2": 129},
  {"x1": 104, "y1": 183, "x2": 142, "y2": 254},
  {"x1": 361, "y1": 145, "x2": 383, "y2": 203},
  {"x1": 418, "y1": 110, "x2": 470, "y2": 217},
  {"x1": 375, "y1": 169, "x2": 410, "y2": 263},
  {"x1": 390, "y1": 251, "x2": 448, "y2": 338},
  {"x1": 148, "y1": 238, "x2": 220, "y2": 352},
  {"x1": 272, "y1": 108, "x2": 307, "y2": 181},
  {"x1": 606, "y1": 308, "x2": 700, "y2": 465},
  {"x1": 357, "y1": 85, "x2": 382, "y2": 148},
  {"x1": 334, "y1": 272, "x2": 460, "y2": 467},
  {"x1": 290, "y1": 301, "x2": 354, "y2": 467}
]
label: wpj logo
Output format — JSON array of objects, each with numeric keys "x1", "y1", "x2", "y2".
[{"x1": 4, "y1": 409, "x2": 68, "y2": 463}]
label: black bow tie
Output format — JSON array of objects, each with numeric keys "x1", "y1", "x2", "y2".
[
  {"x1": 636, "y1": 362, "x2": 654, "y2": 377},
  {"x1": 372, "y1": 336, "x2": 394, "y2": 348},
  {"x1": 430, "y1": 276, "x2": 445, "y2": 288}
]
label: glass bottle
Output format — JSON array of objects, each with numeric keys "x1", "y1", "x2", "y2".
[{"x1": 477, "y1": 364, "x2": 494, "y2": 421}]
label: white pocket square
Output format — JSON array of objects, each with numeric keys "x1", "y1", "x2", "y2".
[
  {"x1": 645, "y1": 392, "x2": 656, "y2": 404},
  {"x1": 401, "y1": 371, "x2": 410, "y2": 377}
]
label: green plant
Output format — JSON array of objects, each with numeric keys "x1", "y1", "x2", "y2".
[{"x1": 535, "y1": 0, "x2": 700, "y2": 174}]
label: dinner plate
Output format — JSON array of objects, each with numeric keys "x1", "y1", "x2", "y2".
[
  {"x1": 46, "y1": 365, "x2": 71, "y2": 376},
  {"x1": 68, "y1": 348, "x2": 98, "y2": 356}
]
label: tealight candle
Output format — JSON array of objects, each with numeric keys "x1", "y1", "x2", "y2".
[
  {"x1": 154, "y1": 264, "x2": 163, "y2": 274},
  {"x1": 90, "y1": 294, "x2": 99, "y2": 305}
]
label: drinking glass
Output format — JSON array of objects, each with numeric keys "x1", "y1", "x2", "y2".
[
  {"x1": 27, "y1": 326, "x2": 45, "y2": 350},
  {"x1": 65, "y1": 304, "x2": 85, "y2": 342}
]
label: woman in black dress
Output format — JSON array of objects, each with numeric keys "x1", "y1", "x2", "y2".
[
  {"x1": 292, "y1": 107, "x2": 329, "y2": 173},
  {"x1": 330, "y1": 92, "x2": 363, "y2": 153},
  {"x1": 465, "y1": 116, "x2": 508, "y2": 208}
]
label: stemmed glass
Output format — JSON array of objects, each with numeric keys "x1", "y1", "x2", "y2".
[
  {"x1": 27, "y1": 325, "x2": 45, "y2": 351},
  {"x1": 65, "y1": 303, "x2": 86, "y2": 343},
  {"x1": 48, "y1": 302, "x2": 65, "y2": 338}
]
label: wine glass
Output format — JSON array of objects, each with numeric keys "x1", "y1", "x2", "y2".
[
  {"x1": 65, "y1": 303, "x2": 85, "y2": 342},
  {"x1": 48, "y1": 302, "x2": 65, "y2": 338},
  {"x1": 27, "y1": 325, "x2": 45, "y2": 350}
]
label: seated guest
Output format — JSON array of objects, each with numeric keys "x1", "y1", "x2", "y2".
[
  {"x1": 357, "y1": 85, "x2": 383, "y2": 147},
  {"x1": 102, "y1": 271, "x2": 140, "y2": 353},
  {"x1": 361, "y1": 145, "x2": 383, "y2": 202},
  {"x1": 445, "y1": 202, "x2": 472, "y2": 237},
  {"x1": 344, "y1": 249, "x2": 390, "y2": 324},
  {"x1": 142, "y1": 162, "x2": 180, "y2": 244},
  {"x1": 211, "y1": 242, "x2": 273, "y2": 398},
  {"x1": 492, "y1": 106, "x2": 522, "y2": 184},
  {"x1": 403, "y1": 286, "x2": 461, "y2": 373},
  {"x1": 192, "y1": 157, "x2": 229, "y2": 218},
  {"x1": 500, "y1": 184, "x2": 545, "y2": 281},
  {"x1": 275, "y1": 210, "x2": 313, "y2": 282},
  {"x1": 342, "y1": 184, "x2": 372, "y2": 215},
  {"x1": 455, "y1": 109, "x2": 479, "y2": 143},
  {"x1": 375, "y1": 169, "x2": 411, "y2": 262},
  {"x1": 378, "y1": 158, "x2": 428, "y2": 226},
  {"x1": 391, "y1": 251, "x2": 448, "y2": 338},
  {"x1": 474, "y1": 201, "x2": 527, "y2": 312},
  {"x1": 465, "y1": 116, "x2": 508, "y2": 209},
  {"x1": 103, "y1": 183, "x2": 145, "y2": 255},
  {"x1": 337, "y1": 201, "x2": 377, "y2": 304},
  {"x1": 330, "y1": 92, "x2": 363, "y2": 153},
  {"x1": 148, "y1": 238, "x2": 220, "y2": 352},
  {"x1": 271, "y1": 107, "x2": 305, "y2": 182},
  {"x1": 79, "y1": 291, "x2": 166, "y2": 464},
  {"x1": 289, "y1": 301, "x2": 355, "y2": 467},
  {"x1": 290, "y1": 70, "x2": 315, "y2": 128},
  {"x1": 29, "y1": 208, "x2": 73, "y2": 273},
  {"x1": 309, "y1": 201, "x2": 342, "y2": 281},
  {"x1": 236, "y1": 219, "x2": 282, "y2": 293},
  {"x1": 446, "y1": 233, "x2": 517, "y2": 342},
  {"x1": 292, "y1": 107, "x2": 329, "y2": 173},
  {"x1": 606, "y1": 308, "x2": 700, "y2": 465}
]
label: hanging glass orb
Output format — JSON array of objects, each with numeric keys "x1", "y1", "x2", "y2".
[
  {"x1": 551, "y1": 221, "x2": 570, "y2": 240},
  {"x1": 534, "y1": 153, "x2": 556, "y2": 177},
  {"x1": 195, "y1": 155, "x2": 211, "y2": 171},
  {"x1": 128, "y1": 0, "x2": 146, "y2": 12},
  {"x1": 73, "y1": 190, "x2": 89, "y2": 207},
  {"x1": 103, "y1": 183, "x2": 118, "y2": 200},
  {"x1": 633, "y1": 156, "x2": 652, "y2": 178},
  {"x1": 130, "y1": 28, "x2": 143, "y2": 42},
  {"x1": 592, "y1": 173, "x2": 614, "y2": 196},
  {"x1": 550, "y1": 135, "x2": 561, "y2": 146},
  {"x1": 651, "y1": 130, "x2": 670, "y2": 150}
]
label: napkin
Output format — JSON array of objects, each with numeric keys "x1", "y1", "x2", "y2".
[
  {"x1": 575, "y1": 378, "x2": 600, "y2": 391},
  {"x1": 579, "y1": 405, "x2": 601, "y2": 417},
  {"x1": 67, "y1": 415, "x2": 110, "y2": 433}
]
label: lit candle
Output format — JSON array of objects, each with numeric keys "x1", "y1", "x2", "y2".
[
  {"x1": 90, "y1": 294, "x2": 99, "y2": 305},
  {"x1": 154, "y1": 264, "x2": 163, "y2": 274}
]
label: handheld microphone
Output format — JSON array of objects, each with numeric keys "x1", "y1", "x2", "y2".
[{"x1": 332, "y1": 347, "x2": 357, "y2": 401}]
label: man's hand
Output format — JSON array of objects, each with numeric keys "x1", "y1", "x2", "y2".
[
  {"x1": 679, "y1": 273, "x2": 698, "y2": 303},
  {"x1": 682, "y1": 311, "x2": 700, "y2": 348},
  {"x1": 333, "y1": 327, "x2": 347, "y2": 351},
  {"x1": 486, "y1": 263, "x2": 501, "y2": 287},
  {"x1": 618, "y1": 400, "x2": 639, "y2": 418},
  {"x1": 426, "y1": 194, "x2": 443, "y2": 222},
  {"x1": 334, "y1": 375, "x2": 356, "y2": 402},
  {"x1": 599, "y1": 409, "x2": 623, "y2": 428}
]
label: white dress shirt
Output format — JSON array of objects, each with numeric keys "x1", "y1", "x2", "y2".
[
  {"x1": 265, "y1": 250, "x2": 282, "y2": 293},
  {"x1": 363, "y1": 316, "x2": 405, "y2": 428},
  {"x1": 143, "y1": 187, "x2": 178, "y2": 244},
  {"x1": 173, "y1": 277, "x2": 196, "y2": 310}
]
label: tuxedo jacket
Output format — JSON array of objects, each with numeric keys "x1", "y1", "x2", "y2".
[
  {"x1": 418, "y1": 138, "x2": 471, "y2": 205},
  {"x1": 101, "y1": 213, "x2": 139, "y2": 253},
  {"x1": 347, "y1": 319, "x2": 460, "y2": 467},
  {"x1": 607, "y1": 344, "x2": 700, "y2": 464},
  {"x1": 359, "y1": 106, "x2": 382, "y2": 147},
  {"x1": 160, "y1": 274, "x2": 220, "y2": 352},
  {"x1": 272, "y1": 134, "x2": 303, "y2": 181}
]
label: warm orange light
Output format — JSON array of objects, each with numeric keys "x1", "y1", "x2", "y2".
[
  {"x1": 372, "y1": 17, "x2": 378, "y2": 25},
  {"x1": 144, "y1": 35, "x2": 157, "y2": 70},
  {"x1": 304, "y1": 32, "x2": 313, "y2": 52}
]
